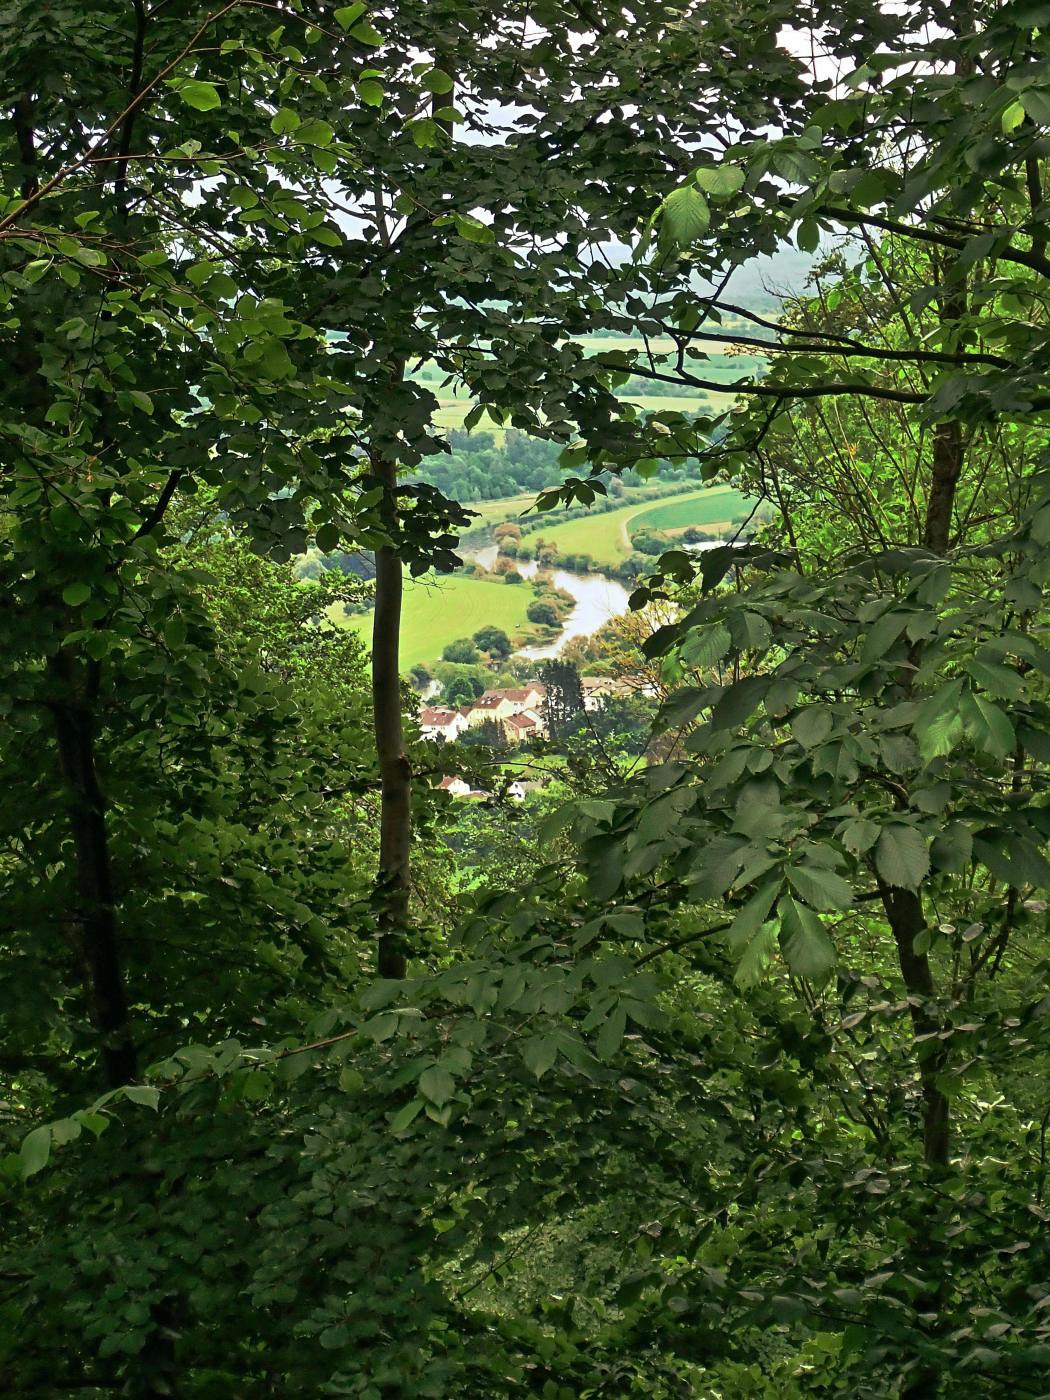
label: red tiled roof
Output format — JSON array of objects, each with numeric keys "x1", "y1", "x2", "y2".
[{"x1": 420, "y1": 707, "x2": 460, "y2": 726}]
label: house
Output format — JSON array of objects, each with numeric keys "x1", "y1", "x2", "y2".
[
  {"x1": 419, "y1": 706, "x2": 468, "y2": 742},
  {"x1": 465, "y1": 693, "x2": 518, "y2": 726},
  {"x1": 437, "y1": 775, "x2": 472, "y2": 796},
  {"x1": 579, "y1": 675, "x2": 655, "y2": 710},
  {"x1": 504, "y1": 712, "x2": 542, "y2": 744}
]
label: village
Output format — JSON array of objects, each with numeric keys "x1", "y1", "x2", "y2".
[{"x1": 418, "y1": 674, "x2": 653, "y2": 801}]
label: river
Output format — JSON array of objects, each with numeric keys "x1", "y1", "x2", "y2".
[{"x1": 464, "y1": 544, "x2": 631, "y2": 659}]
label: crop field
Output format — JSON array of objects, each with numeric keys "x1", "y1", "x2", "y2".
[
  {"x1": 334, "y1": 571, "x2": 534, "y2": 669},
  {"x1": 528, "y1": 485, "x2": 746, "y2": 566},
  {"x1": 629, "y1": 489, "x2": 750, "y2": 533}
]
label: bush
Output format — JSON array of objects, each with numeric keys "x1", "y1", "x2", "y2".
[
  {"x1": 504, "y1": 570, "x2": 522, "y2": 584},
  {"x1": 410, "y1": 663, "x2": 432, "y2": 690},
  {"x1": 493, "y1": 522, "x2": 521, "y2": 541},
  {"x1": 527, "y1": 600, "x2": 559, "y2": 627},
  {"x1": 442, "y1": 637, "x2": 481, "y2": 664},
  {"x1": 473, "y1": 626, "x2": 512, "y2": 660}
]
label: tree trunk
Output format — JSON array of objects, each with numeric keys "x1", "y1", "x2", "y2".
[
  {"x1": 880, "y1": 886, "x2": 949, "y2": 1167},
  {"x1": 48, "y1": 652, "x2": 137, "y2": 1088},
  {"x1": 371, "y1": 455, "x2": 410, "y2": 980}
]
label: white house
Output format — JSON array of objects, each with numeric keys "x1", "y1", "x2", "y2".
[
  {"x1": 419, "y1": 706, "x2": 468, "y2": 742},
  {"x1": 437, "y1": 774, "x2": 472, "y2": 796}
]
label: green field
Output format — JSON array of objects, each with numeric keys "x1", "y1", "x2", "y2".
[
  {"x1": 528, "y1": 485, "x2": 746, "y2": 566},
  {"x1": 629, "y1": 489, "x2": 750, "y2": 533},
  {"x1": 335, "y1": 572, "x2": 535, "y2": 669}
]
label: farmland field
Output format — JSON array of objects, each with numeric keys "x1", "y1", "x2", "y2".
[
  {"x1": 528, "y1": 485, "x2": 747, "y2": 566},
  {"x1": 629, "y1": 489, "x2": 750, "y2": 533},
  {"x1": 334, "y1": 571, "x2": 535, "y2": 669}
]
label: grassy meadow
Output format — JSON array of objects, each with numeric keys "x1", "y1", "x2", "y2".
[{"x1": 335, "y1": 571, "x2": 535, "y2": 669}]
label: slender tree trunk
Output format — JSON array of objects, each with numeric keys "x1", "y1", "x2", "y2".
[
  {"x1": 371, "y1": 454, "x2": 410, "y2": 979},
  {"x1": 923, "y1": 417, "x2": 963, "y2": 553},
  {"x1": 880, "y1": 886, "x2": 949, "y2": 1167},
  {"x1": 48, "y1": 652, "x2": 137, "y2": 1087}
]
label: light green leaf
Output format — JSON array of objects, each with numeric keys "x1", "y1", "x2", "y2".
[
  {"x1": 1002, "y1": 99, "x2": 1026, "y2": 133},
  {"x1": 693, "y1": 165, "x2": 745, "y2": 197},
  {"x1": 334, "y1": 2, "x2": 367, "y2": 27},
  {"x1": 297, "y1": 119, "x2": 335, "y2": 147},
  {"x1": 176, "y1": 80, "x2": 221, "y2": 112},
  {"x1": 874, "y1": 824, "x2": 929, "y2": 890},
  {"x1": 270, "y1": 108, "x2": 300, "y2": 135},
  {"x1": 20, "y1": 1125, "x2": 51, "y2": 1179},
  {"x1": 62, "y1": 582, "x2": 91, "y2": 607},
  {"x1": 658, "y1": 185, "x2": 710, "y2": 253},
  {"x1": 734, "y1": 921, "x2": 778, "y2": 988}
]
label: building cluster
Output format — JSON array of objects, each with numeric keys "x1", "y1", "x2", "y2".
[
  {"x1": 419, "y1": 674, "x2": 652, "y2": 747},
  {"x1": 419, "y1": 681, "x2": 548, "y2": 745}
]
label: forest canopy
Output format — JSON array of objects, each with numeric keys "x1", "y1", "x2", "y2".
[{"x1": 1, "y1": 1, "x2": 1050, "y2": 1397}]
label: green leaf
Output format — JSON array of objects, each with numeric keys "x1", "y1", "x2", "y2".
[
  {"x1": 839, "y1": 818, "x2": 879, "y2": 855},
  {"x1": 389, "y1": 1098, "x2": 424, "y2": 1133},
  {"x1": 522, "y1": 1033, "x2": 559, "y2": 1078},
  {"x1": 693, "y1": 165, "x2": 745, "y2": 197},
  {"x1": 727, "y1": 879, "x2": 782, "y2": 955},
  {"x1": 679, "y1": 622, "x2": 732, "y2": 670},
  {"x1": 452, "y1": 213, "x2": 494, "y2": 244},
  {"x1": 734, "y1": 921, "x2": 778, "y2": 988},
  {"x1": 1002, "y1": 99, "x2": 1026, "y2": 133},
  {"x1": 62, "y1": 582, "x2": 91, "y2": 606},
  {"x1": 930, "y1": 823, "x2": 973, "y2": 873},
  {"x1": 423, "y1": 69, "x2": 454, "y2": 94},
  {"x1": 20, "y1": 1125, "x2": 51, "y2": 1179},
  {"x1": 122, "y1": 1086, "x2": 160, "y2": 1110},
  {"x1": 874, "y1": 824, "x2": 929, "y2": 890},
  {"x1": 961, "y1": 689, "x2": 1015, "y2": 759},
  {"x1": 270, "y1": 108, "x2": 300, "y2": 135},
  {"x1": 176, "y1": 80, "x2": 221, "y2": 112},
  {"x1": 297, "y1": 119, "x2": 335, "y2": 147},
  {"x1": 786, "y1": 863, "x2": 854, "y2": 911},
  {"x1": 791, "y1": 705, "x2": 833, "y2": 749},
  {"x1": 778, "y1": 896, "x2": 836, "y2": 982},
  {"x1": 350, "y1": 20, "x2": 383, "y2": 44},
  {"x1": 357, "y1": 80, "x2": 383, "y2": 106},
  {"x1": 334, "y1": 2, "x2": 367, "y2": 27},
  {"x1": 418, "y1": 1065, "x2": 455, "y2": 1107},
  {"x1": 915, "y1": 679, "x2": 964, "y2": 761},
  {"x1": 658, "y1": 185, "x2": 710, "y2": 254},
  {"x1": 596, "y1": 1004, "x2": 627, "y2": 1061}
]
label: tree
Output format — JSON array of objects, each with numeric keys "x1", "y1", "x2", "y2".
[
  {"x1": 442, "y1": 637, "x2": 481, "y2": 665},
  {"x1": 541, "y1": 660, "x2": 586, "y2": 738},
  {"x1": 472, "y1": 626, "x2": 512, "y2": 660}
]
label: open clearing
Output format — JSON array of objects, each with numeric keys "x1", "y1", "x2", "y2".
[{"x1": 334, "y1": 572, "x2": 535, "y2": 669}]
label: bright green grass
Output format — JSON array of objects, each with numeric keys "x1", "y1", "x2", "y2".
[
  {"x1": 629, "y1": 489, "x2": 750, "y2": 533},
  {"x1": 529, "y1": 485, "x2": 743, "y2": 566},
  {"x1": 334, "y1": 572, "x2": 535, "y2": 669}
]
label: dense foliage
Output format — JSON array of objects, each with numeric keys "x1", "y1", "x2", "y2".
[{"x1": 2, "y1": 0, "x2": 1050, "y2": 1397}]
